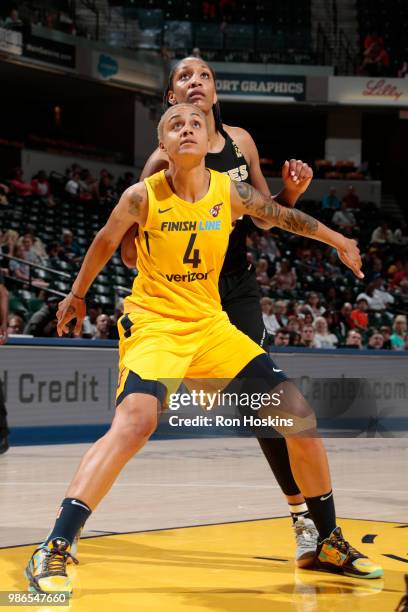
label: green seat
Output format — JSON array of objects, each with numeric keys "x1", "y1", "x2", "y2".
[
  {"x1": 27, "y1": 298, "x2": 45, "y2": 315},
  {"x1": 9, "y1": 295, "x2": 28, "y2": 318}
]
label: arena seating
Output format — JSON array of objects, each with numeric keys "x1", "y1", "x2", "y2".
[{"x1": 1, "y1": 165, "x2": 407, "y2": 346}]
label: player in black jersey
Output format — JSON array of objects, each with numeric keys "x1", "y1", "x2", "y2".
[{"x1": 122, "y1": 56, "x2": 317, "y2": 565}]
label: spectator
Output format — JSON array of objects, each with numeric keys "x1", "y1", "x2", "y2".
[
  {"x1": 23, "y1": 226, "x2": 48, "y2": 263},
  {"x1": 9, "y1": 244, "x2": 31, "y2": 282},
  {"x1": 344, "y1": 329, "x2": 363, "y2": 349},
  {"x1": 289, "y1": 331, "x2": 301, "y2": 346},
  {"x1": 273, "y1": 328, "x2": 290, "y2": 347},
  {"x1": 31, "y1": 170, "x2": 55, "y2": 207},
  {"x1": 390, "y1": 315, "x2": 407, "y2": 350},
  {"x1": 191, "y1": 47, "x2": 201, "y2": 58},
  {"x1": 299, "y1": 324, "x2": 316, "y2": 348},
  {"x1": 98, "y1": 172, "x2": 116, "y2": 206},
  {"x1": 332, "y1": 201, "x2": 356, "y2": 231},
  {"x1": 370, "y1": 223, "x2": 393, "y2": 245},
  {"x1": 267, "y1": 300, "x2": 288, "y2": 334},
  {"x1": 93, "y1": 314, "x2": 111, "y2": 340},
  {"x1": 390, "y1": 261, "x2": 408, "y2": 287},
  {"x1": 304, "y1": 292, "x2": 325, "y2": 319},
  {"x1": 287, "y1": 315, "x2": 301, "y2": 334},
  {"x1": 9, "y1": 168, "x2": 33, "y2": 198},
  {"x1": 395, "y1": 279, "x2": 408, "y2": 309},
  {"x1": 342, "y1": 185, "x2": 360, "y2": 209},
  {"x1": 61, "y1": 229, "x2": 82, "y2": 263},
  {"x1": 255, "y1": 258, "x2": 271, "y2": 292},
  {"x1": 82, "y1": 301, "x2": 103, "y2": 338},
  {"x1": 23, "y1": 296, "x2": 59, "y2": 337},
  {"x1": 350, "y1": 298, "x2": 369, "y2": 331},
  {"x1": 286, "y1": 300, "x2": 302, "y2": 317},
  {"x1": 20, "y1": 235, "x2": 43, "y2": 266},
  {"x1": 322, "y1": 187, "x2": 340, "y2": 210},
  {"x1": 0, "y1": 229, "x2": 19, "y2": 255},
  {"x1": 392, "y1": 222, "x2": 408, "y2": 245},
  {"x1": 300, "y1": 309, "x2": 314, "y2": 326},
  {"x1": 47, "y1": 242, "x2": 64, "y2": 268},
  {"x1": 367, "y1": 329, "x2": 385, "y2": 350},
  {"x1": 65, "y1": 172, "x2": 81, "y2": 199},
  {"x1": 366, "y1": 256, "x2": 383, "y2": 284},
  {"x1": 258, "y1": 234, "x2": 280, "y2": 262},
  {"x1": 7, "y1": 313, "x2": 24, "y2": 335},
  {"x1": 313, "y1": 316, "x2": 338, "y2": 349},
  {"x1": 79, "y1": 169, "x2": 98, "y2": 202},
  {"x1": 0, "y1": 182, "x2": 9, "y2": 205},
  {"x1": 260, "y1": 297, "x2": 275, "y2": 336},
  {"x1": 271, "y1": 259, "x2": 297, "y2": 293},
  {"x1": 4, "y1": 8, "x2": 23, "y2": 29},
  {"x1": 324, "y1": 251, "x2": 342, "y2": 278},
  {"x1": 364, "y1": 31, "x2": 384, "y2": 50},
  {"x1": 202, "y1": 0, "x2": 217, "y2": 19},
  {"x1": 360, "y1": 42, "x2": 390, "y2": 76},
  {"x1": 357, "y1": 278, "x2": 394, "y2": 312},
  {"x1": 380, "y1": 325, "x2": 392, "y2": 350}
]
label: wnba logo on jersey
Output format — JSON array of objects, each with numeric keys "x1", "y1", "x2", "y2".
[{"x1": 209, "y1": 202, "x2": 223, "y2": 217}]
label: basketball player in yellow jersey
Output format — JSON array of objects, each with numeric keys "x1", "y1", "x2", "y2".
[{"x1": 25, "y1": 103, "x2": 382, "y2": 596}]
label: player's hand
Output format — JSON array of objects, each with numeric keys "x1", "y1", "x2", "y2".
[
  {"x1": 57, "y1": 292, "x2": 86, "y2": 337},
  {"x1": 282, "y1": 159, "x2": 313, "y2": 194},
  {"x1": 337, "y1": 237, "x2": 364, "y2": 279},
  {"x1": 0, "y1": 324, "x2": 8, "y2": 345}
]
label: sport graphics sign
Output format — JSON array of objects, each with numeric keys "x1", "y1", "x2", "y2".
[
  {"x1": 328, "y1": 77, "x2": 408, "y2": 106},
  {"x1": 215, "y1": 73, "x2": 305, "y2": 102}
]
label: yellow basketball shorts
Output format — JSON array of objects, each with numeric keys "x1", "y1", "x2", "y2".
[{"x1": 116, "y1": 308, "x2": 265, "y2": 405}]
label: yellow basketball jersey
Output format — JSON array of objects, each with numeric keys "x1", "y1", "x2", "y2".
[{"x1": 124, "y1": 169, "x2": 232, "y2": 321}]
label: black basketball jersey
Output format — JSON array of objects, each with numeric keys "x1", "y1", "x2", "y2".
[{"x1": 205, "y1": 127, "x2": 255, "y2": 276}]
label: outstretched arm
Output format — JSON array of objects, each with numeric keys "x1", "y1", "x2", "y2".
[
  {"x1": 57, "y1": 182, "x2": 148, "y2": 336},
  {"x1": 231, "y1": 180, "x2": 364, "y2": 279}
]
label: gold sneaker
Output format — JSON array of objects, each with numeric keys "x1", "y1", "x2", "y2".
[{"x1": 25, "y1": 538, "x2": 78, "y2": 595}]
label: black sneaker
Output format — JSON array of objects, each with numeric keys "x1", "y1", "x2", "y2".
[
  {"x1": 0, "y1": 435, "x2": 9, "y2": 454},
  {"x1": 315, "y1": 526, "x2": 383, "y2": 579},
  {"x1": 396, "y1": 574, "x2": 408, "y2": 612}
]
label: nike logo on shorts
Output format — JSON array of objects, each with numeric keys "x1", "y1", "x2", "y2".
[
  {"x1": 273, "y1": 368, "x2": 282, "y2": 372},
  {"x1": 158, "y1": 207, "x2": 173, "y2": 214}
]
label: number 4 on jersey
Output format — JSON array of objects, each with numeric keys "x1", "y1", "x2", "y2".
[{"x1": 183, "y1": 233, "x2": 201, "y2": 269}]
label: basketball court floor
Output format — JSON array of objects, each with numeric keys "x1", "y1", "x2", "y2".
[{"x1": 1, "y1": 437, "x2": 407, "y2": 610}]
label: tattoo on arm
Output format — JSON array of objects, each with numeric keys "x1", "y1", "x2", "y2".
[
  {"x1": 128, "y1": 191, "x2": 143, "y2": 217},
  {"x1": 235, "y1": 181, "x2": 318, "y2": 235}
]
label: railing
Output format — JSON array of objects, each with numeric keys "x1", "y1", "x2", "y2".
[
  {"x1": 316, "y1": 22, "x2": 333, "y2": 66},
  {"x1": 337, "y1": 28, "x2": 358, "y2": 76},
  {"x1": 1, "y1": 254, "x2": 70, "y2": 298}
]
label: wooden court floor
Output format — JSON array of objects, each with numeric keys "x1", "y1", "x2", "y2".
[{"x1": 0, "y1": 437, "x2": 407, "y2": 610}]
